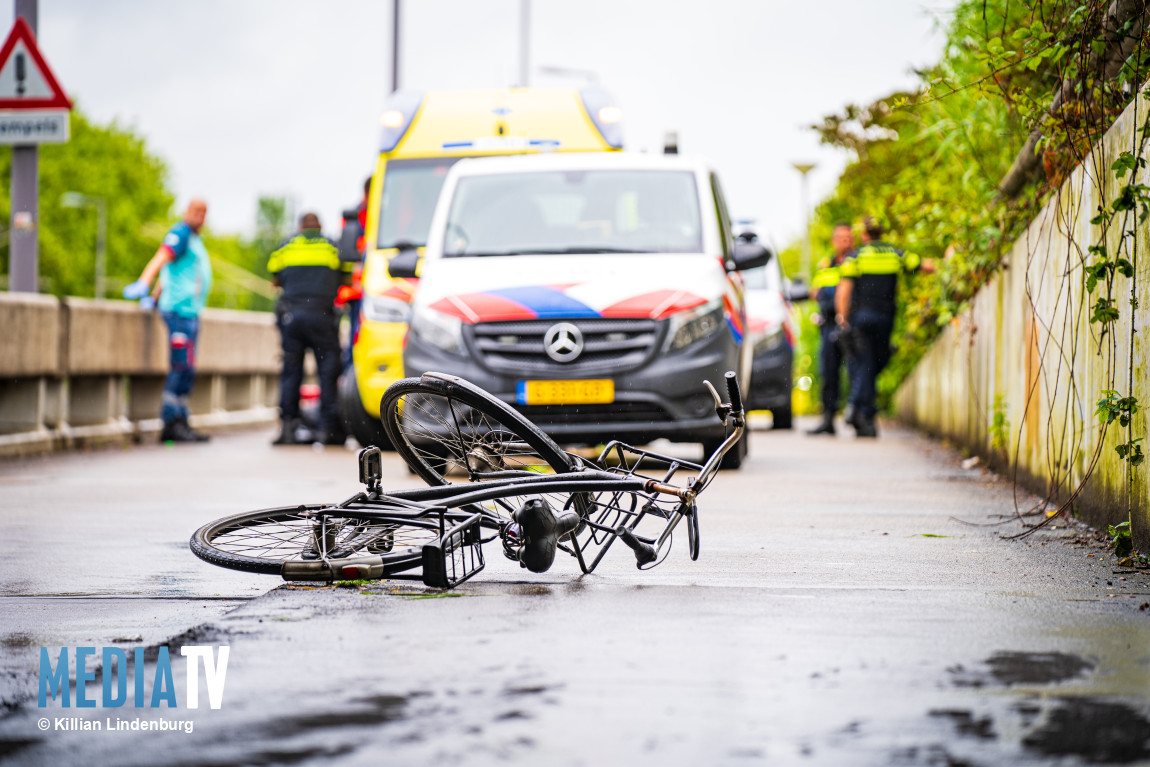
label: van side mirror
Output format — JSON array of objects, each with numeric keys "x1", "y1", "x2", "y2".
[
  {"x1": 786, "y1": 280, "x2": 810, "y2": 302},
  {"x1": 729, "y1": 240, "x2": 772, "y2": 271},
  {"x1": 387, "y1": 243, "x2": 421, "y2": 279},
  {"x1": 338, "y1": 208, "x2": 362, "y2": 263}
]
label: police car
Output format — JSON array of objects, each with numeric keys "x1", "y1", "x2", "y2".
[{"x1": 389, "y1": 152, "x2": 771, "y2": 468}]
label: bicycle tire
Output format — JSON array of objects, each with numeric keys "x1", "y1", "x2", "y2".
[
  {"x1": 381, "y1": 374, "x2": 576, "y2": 486},
  {"x1": 189, "y1": 505, "x2": 443, "y2": 576}
]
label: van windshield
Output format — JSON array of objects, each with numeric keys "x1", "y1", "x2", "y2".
[
  {"x1": 376, "y1": 158, "x2": 462, "y2": 249},
  {"x1": 443, "y1": 170, "x2": 702, "y2": 257}
]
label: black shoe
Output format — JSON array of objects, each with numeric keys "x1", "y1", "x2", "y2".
[
  {"x1": 843, "y1": 406, "x2": 858, "y2": 428},
  {"x1": 807, "y1": 415, "x2": 836, "y2": 435},
  {"x1": 272, "y1": 419, "x2": 300, "y2": 445},
  {"x1": 161, "y1": 419, "x2": 210, "y2": 443},
  {"x1": 854, "y1": 414, "x2": 878, "y2": 438},
  {"x1": 319, "y1": 429, "x2": 347, "y2": 446}
]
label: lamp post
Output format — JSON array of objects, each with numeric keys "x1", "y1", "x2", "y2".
[
  {"x1": 518, "y1": 0, "x2": 530, "y2": 87},
  {"x1": 61, "y1": 192, "x2": 107, "y2": 299},
  {"x1": 791, "y1": 162, "x2": 816, "y2": 279}
]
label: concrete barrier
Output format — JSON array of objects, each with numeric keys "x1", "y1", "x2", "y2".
[
  {"x1": 896, "y1": 92, "x2": 1150, "y2": 550},
  {"x1": 0, "y1": 295, "x2": 280, "y2": 456}
]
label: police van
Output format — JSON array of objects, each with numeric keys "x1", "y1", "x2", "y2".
[
  {"x1": 388, "y1": 152, "x2": 771, "y2": 468},
  {"x1": 340, "y1": 87, "x2": 624, "y2": 448}
]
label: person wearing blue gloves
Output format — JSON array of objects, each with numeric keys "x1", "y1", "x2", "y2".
[{"x1": 123, "y1": 199, "x2": 213, "y2": 443}]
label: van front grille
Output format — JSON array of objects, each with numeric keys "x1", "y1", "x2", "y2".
[{"x1": 467, "y1": 318, "x2": 662, "y2": 375}]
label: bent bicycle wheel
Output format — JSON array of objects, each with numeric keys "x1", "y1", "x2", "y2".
[
  {"x1": 381, "y1": 374, "x2": 576, "y2": 486},
  {"x1": 190, "y1": 505, "x2": 443, "y2": 577}
]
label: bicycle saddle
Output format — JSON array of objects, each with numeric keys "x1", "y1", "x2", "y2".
[{"x1": 512, "y1": 498, "x2": 580, "y2": 573}]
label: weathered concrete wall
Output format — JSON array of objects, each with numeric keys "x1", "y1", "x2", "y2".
[
  {"x1": 897, "y1": 92, "x2": 1150, "y2": 550},
  {"x1": 0, "y1": 293, "x2": 60, "y2": 376},
  {"x1": 0, "y1": 295, "x2": 280, "y2": 456}
]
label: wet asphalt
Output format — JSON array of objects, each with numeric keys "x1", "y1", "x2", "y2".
[{"x1": 1, "y1": 417, "x2": 1149, "y2": 766}]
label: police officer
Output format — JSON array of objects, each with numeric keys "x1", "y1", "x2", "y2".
[
  {"x1": 269, "y1": 212, "x2": 353, "y2": 445},
  {"x1": 834, "y1": 217, "x2": 931, "y2": 438},
  {"x1": 807, "y1": 222, "x2": 855, "y2": 435}
]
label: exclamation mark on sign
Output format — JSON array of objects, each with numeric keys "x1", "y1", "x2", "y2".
[{"x1": 15, "y1": 52, "x2": 25, "y2": 96}]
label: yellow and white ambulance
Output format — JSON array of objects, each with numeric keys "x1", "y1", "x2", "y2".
[{"x1": 340, "y1": 87, "x2": 624, "y2": 447}]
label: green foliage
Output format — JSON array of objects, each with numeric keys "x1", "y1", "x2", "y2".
[
  {"x1": 0, "y1": 109, "x2": 174, "y2": 296},
  {"x1": 1109, "y1": 520, "x2": 1133, "y2": 558},
  {"x1": 1094, "y1": 390, "x2": 1138, "y2": 427},
  {"x1": 990, "y1": 395, "x2": 1010, "y2": 455},
  {"x1": 0, "y1": 109, "x2": 276, "y2": 311},
  {"x1": 202, "y1": 233, "x2": 274, "y2": 312},
  {"x1": 802, "y1": 0, "x2": 1150, "y2": 427}
]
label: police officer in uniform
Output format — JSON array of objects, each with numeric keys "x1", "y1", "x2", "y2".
[
  {"x1": 269, "y1": 213, "x2": 353, "y2": 445},
  {"x1": 835, "y1": 217, "x2": 930, "y2": 438},
  {"x1": 807, "y1": 222, "x2": 855, "y2": 435}
]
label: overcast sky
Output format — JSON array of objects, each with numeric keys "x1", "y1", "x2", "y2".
[{"x1": 4, "y1": 0, "x2": 953, "y2": 248}]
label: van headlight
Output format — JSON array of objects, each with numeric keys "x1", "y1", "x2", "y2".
[
  {"x1": 410, "y1": 309, "x2": 464, "y2": 355},
  {"x1": 754, "y1": 327, "x2": 785, "y2": 354},
  {"x1": 666, "y1": 300, "x2": 724, "y2": 351},
  {"x1": 362, "y1": 295, "x2": 411, "y2": 324}
]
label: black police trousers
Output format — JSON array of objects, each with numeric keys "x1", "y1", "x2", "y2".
[
  {"x1": 819, "y1": 321, "x2": 846, "y2": 415},
  {"x1": 277, "y1": 306, "x2": 341, "y2": 433},
  {"x1": 847, "y1": 309, "x2": 894, "y2": 419}
]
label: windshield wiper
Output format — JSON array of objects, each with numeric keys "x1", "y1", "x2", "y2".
[{"x1": 378, "y1": 240, "x2": 423, "y2": 251}]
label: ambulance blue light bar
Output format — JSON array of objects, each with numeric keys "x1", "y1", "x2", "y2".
[{"x1": 378, "y1": 91, "x2": 424, "y2": 153}]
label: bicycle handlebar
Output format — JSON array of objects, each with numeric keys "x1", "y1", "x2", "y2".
[{"x1": 724, "y1": 371, "x2": 743, "y2": 416}]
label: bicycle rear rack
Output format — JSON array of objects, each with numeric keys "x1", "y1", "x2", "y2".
[{"x1": 421, "y1": 511, "x2": 485, "y2": 588}]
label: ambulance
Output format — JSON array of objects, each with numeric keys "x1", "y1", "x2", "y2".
[{"x1": 341, "y1": 88, "x2": 623, "y2": 448}]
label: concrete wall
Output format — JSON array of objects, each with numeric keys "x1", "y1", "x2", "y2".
[
  {"x1": 896, "y1": 92, "x2": 1150, "y2": 550},
  {"x1": 0, "y1": 295, "x2": 280, "y2": 456}
]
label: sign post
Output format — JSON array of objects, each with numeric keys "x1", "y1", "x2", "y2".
[{"x1": 3, "y1": 2, "x2": 71, "y2": 292}]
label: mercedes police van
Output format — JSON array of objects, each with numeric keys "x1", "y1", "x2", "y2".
[
  {"x1": 388, "y1": 152, "x2": 772, "y2": 468},
  {"x1": 340, "y1": 88, "x2": 623, "y2": 448}
]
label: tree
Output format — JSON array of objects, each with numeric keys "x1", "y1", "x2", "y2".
[{"x1": 0, "y1": 108, "x2": 173, "y2": 297}]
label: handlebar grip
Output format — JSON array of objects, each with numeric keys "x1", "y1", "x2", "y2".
[{"x1": 724, "y1": 371, "x2": 743, "y2": 414}]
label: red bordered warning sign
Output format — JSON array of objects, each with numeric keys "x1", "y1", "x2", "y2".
[{"x1": 0, "y1": 17, "x2": 71, "y2": 110}]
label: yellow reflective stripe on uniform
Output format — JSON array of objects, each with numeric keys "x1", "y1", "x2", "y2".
[
  {"x1": 810, "y1": 265, "x2": 840, "y2": 289},
  {"x1": 268, "y1": 236, "x2": 340, "y2": 273},
  {"x1": 841, "y1": 244, "x2": 917, "y2": 277},
  {"x1": 855, "y1": 249, "x2": 901, "y2": 275}
]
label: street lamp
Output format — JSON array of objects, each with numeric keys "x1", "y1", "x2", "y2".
[
  {"x1": 61, "y1": 192, "x2": 107, "y2": 300},
  {"x1": 791, "y1": 162, "x2": 816, "y2": 279}
]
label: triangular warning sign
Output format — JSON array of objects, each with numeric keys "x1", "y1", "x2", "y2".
[{"x1": 0, "y1": 17, "x2": 71, "y2": 110}]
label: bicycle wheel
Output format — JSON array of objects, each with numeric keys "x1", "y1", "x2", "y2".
[
  {"x1": 190, "y1": 505, "x2": 443, "y2": 577},
  {"x1": 381, "y1": 374, "x2": 576, "y2": 486}
]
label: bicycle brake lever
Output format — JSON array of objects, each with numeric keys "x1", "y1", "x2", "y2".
[
  {"x1": 703, "y1": 379, "x2": 722, "y2": 408},
  {"x1": 702, "y1": 379, "x2": 731, "y2": 423}
]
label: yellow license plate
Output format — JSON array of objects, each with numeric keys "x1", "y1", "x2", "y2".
[{"x1": 516, "y1": 379, "x2": 615, "y2": 406}]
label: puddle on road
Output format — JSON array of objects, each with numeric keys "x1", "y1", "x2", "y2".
[
  {"x1": 920, "y1": 651, "x2": 1150, "y2": 764},
  {"x1": 1022, "y1": 698, "x2": 1150, "y2": 763},
  {"x1": 948, "y1": 650, "x2": 1095, "y2": 688}
]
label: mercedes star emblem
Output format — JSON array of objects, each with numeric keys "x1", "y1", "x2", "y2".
[{"x1": 544, "y1": 322, "x2": 584, "y2": 363}]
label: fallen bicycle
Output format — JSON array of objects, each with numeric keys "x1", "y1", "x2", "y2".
[{"x1": 190, "y1": 371, "x2": 746, "y2": 587}]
